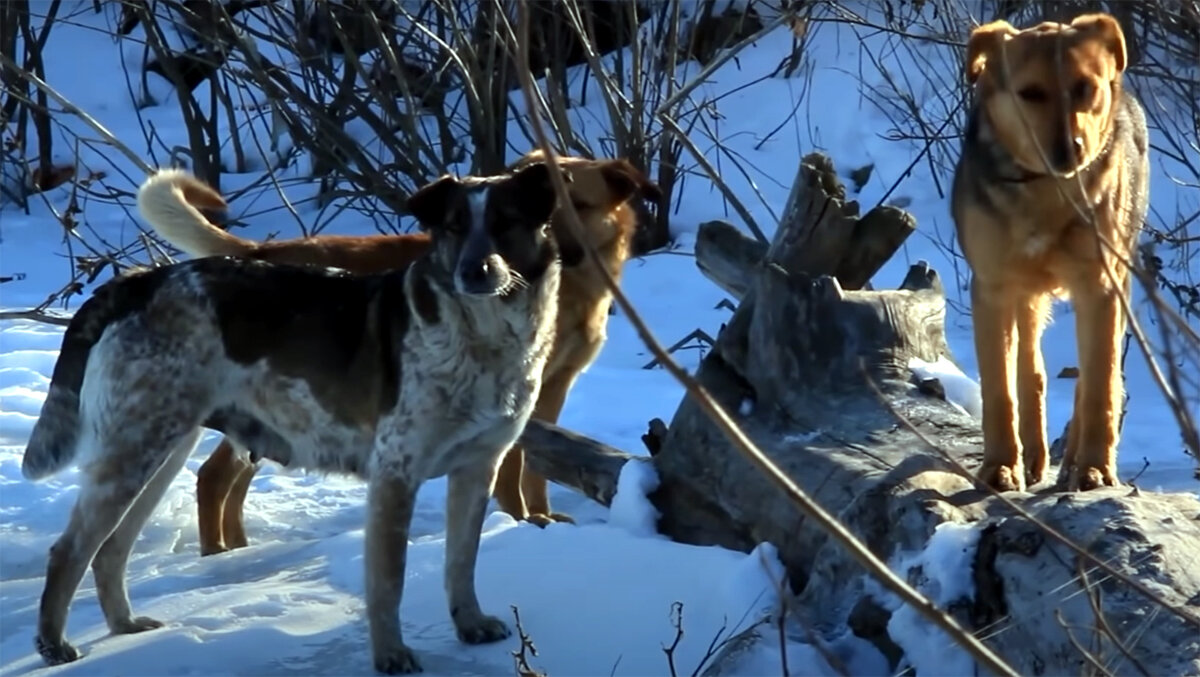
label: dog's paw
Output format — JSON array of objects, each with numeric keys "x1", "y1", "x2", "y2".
[
  {"x1": 1068, "y1": 465, "x2": 1119, "y2": 491},
  {"x1": 977, "y1": 463, "x2": 1026, "y2": 493},
  {"x1": 455, "y1": 614, "x2": 511, "y2": 645},
  {"x1": 110, "y1": 615, "x2": 164, "y2": 635},
  {"x1": 1024, "y1": 465, "x2": 1047, "y2": 488},
  {"x1": 1024, "y1": 457, "x2": 1048, "y2": 487},
  {"x1": 1050, "y1": 465, "x2": 1071, "y2": 490},
  {"x1": 199, "y1": 544, "x2": 229, "y2": 557},
  {"x1": 373, "y1": 643, "x2": 422, "y2": 674},
  {"x1": 526, "y1": 512, "x2": 576, "y2": 528},
  {"x1": 35, "y1": 635, "x2": 81, "y2": 666}
]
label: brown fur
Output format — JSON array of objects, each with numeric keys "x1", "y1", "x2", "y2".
[
  {"x1": 951, "y1": 13, "x2": 1149, "y2": 492},
  {"x1": 165, "y1": 152, "x2": 660, "y2": 554}
]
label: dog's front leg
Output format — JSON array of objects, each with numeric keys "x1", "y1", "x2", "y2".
[
  {"x1": 1015, "y1": 293, "x2": 1051, "y2": 487},
  {"x1": 1069, "y1": 284, "x2": 1125, "y2": 490},
  {"x1": 971, "y1": 279, "x2": 1024, "y2": 491},
  {"x1": 365, "y1": 471, "x2": 420, "y2": 674},
  {"x1": 444, "y1": 455, "x2": 511, "y2": 645}
]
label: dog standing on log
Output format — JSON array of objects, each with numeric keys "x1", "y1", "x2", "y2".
[
  {"x1": 135, "y1": 151, "x2": 660, "y2": 555},
  {"x1": 21, "y1": 161, "x2": 572, "y2": 674},
  {"x1": 952, "y1": 13, "x2": 1149, "y2": 492}
]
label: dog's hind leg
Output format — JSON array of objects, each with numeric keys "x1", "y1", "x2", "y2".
[
  {"x1": 1016, "y1": 293, "x2": 1051, "y2": 487},
  {"x1": 521, "y1": 369, "x2": 579, "y2": 526},
  {"x1": 93, "y1": 428, "x2": 201, "y2": 634},
  {"x1": 1056, "y1": 385, "x2": 1083, "y2": 487},
  {"x1": 444, "y1": 457, "x2": 510, "y2": 645},
  {"x1": 365, "y1": 470, "x2": 421, "y2": 674},
  {"x1": 196, "y1": 438, "x2": 240, "y2": 556},
  {"x1": 35, "y1": 426, "x2": 196, "y2": 665},
  {"x1": 221, "y1": 457, "x2": 258, "y2": 550},
  {"x1": 971, "y1": 279, "x2": 1024, "y2": 491},
  {"x1": 492, "y1": 448, "x2": 528, "y2": 522}
]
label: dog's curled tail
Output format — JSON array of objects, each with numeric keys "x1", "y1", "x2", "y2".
[
  {"x1": 137, "y1": 168, "x2": 250, "y2": 258},
  {"x1": 22, "y1": 270, "x2": 160, "y2": 480}
]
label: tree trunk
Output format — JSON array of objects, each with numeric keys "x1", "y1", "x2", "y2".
[{"x1": 519, "y1": 152, "x2": 1200, "y2": 676}]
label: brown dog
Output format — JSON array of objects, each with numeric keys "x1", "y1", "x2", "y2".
[
  {"x1": 137, "y1": 151, "x2": 660, "y2": 554},
  {"x1": 952, "y1": 13, "x2": 1149, "y2": 492}
]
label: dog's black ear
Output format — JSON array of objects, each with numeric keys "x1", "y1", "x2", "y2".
[
  {"x1": 407, "y1": 174, "x2": 461, "y2": 230},
  {"x1": 511, "y1": 161, "x2": 572, "y2": 227},
  {"x1": 965, "y1": 20, "x2": 1018, "y2": 84}
]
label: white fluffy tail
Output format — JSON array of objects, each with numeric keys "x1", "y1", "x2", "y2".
[{"x1": 137, "y1": 168, "x2": 252, "y2": 258}]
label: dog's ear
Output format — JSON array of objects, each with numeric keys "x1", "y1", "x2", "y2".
[
  {"x1": 965, "y1": 20, "x2": 1018, "y2": 84},
  {"x1": 510, "y1": 161, "x2": 572, "y2": 227},
  {"x1": 1071, "y1": 13, "x2": 1127, "y2": 73},
  {"x1": 510, "y1": 162, "x2": 586, "y2": 267},
  {"x1": 406, "y1": 174, "x2": 461, "y2": 230},
  {"x1": 600, "y1": 159, "x2": 662, "y2": 205}
]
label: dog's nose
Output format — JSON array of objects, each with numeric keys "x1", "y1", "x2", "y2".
[
  {"x1": 1051, "y1": 137, "x2": 1080, "y2": 173},
  {"x1": 461, "y1": 260, "x2": 490, "y2": 286}
]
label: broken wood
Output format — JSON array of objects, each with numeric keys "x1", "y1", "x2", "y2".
[
  {"x1": 520, "y1": 151, "x2": 1200, "y2": 676},
  {"x1": 694, "y1": 219, "x2": 766, "y2": 300},
  {"x1": 520, "y1": 419, "x2": 630, "y2": 507},
  {"x1": 695, "y1": 154, "x2": 915, "y2": 301},
  {"x1": 641, "y1": 328, "x2": 715, "y2": 370}
]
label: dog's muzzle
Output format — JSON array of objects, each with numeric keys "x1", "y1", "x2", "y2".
[
  {"x1": 455, "y1": 255, "x2": 508, "y2": 296},
  {"x1": 1050, "y1": 135, "x2": 1086, "y2": 175}
]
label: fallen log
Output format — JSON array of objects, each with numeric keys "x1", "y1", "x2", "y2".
[
  {"x1": 694, "y1": 153, "x2": 916, "y2": 300},
  {"x1": 519, "y1": 152, "x2": 1200, "y2": 675}
]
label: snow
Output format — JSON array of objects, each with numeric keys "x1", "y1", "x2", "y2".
[
  {"x1": 609, "y1": 459, "x2": 662, "y2": 538},
  {"x1": 869, "y1": 522, "x2": 983, "y2": 677},
  {"x1": 2, "y1": 2, "x2": 1197, "y2": 676},
  {"x1": 908, "y1": 356, "x2": 983, "y2": 420}
]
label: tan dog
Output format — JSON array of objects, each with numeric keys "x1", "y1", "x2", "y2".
[
  {"x1": 951, "y1": 13, "x2": 1149, "y2": 492},
  {"x1": 137, "y1": 151, "x2": 660, "y2": 554}
]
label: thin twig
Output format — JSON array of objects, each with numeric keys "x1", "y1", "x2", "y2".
[
  {"x1": 655, "y1": 10, "x2": 796, "y2": 116},
  {"x1": 1078, "y1": 558, "x2": 1153, "y2": 677},
  {"x1": 0, "y1": 50, "x2": 152, "y2": 174},
  {"x1": 1054, "y1": 608, "x2": 1117, "y2": 677},
  {"x1": 0, "y1": 309, "x2": 73, "y2": 326}
]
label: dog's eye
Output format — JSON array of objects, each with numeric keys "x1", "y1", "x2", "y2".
[
  {"x1": 1071, "y1": 79, "x2": 1095, "y2": 103},
  {"x1": 1017, "y1": 86, "x2": 1048, "y2": 103}
]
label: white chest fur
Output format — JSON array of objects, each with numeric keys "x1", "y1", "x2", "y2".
[{"x1": 372, "y1": 268, "x2": 560, "y2": 480}]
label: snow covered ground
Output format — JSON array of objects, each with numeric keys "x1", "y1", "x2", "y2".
[{"x1": 1, "y1": 2, "x2": 1197, "y2": 676}]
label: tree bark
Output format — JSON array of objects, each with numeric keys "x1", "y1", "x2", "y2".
[
  {"x1": 694, "y1": 154, "x2": 916, "y2": 300},
  {"x1": 519, "y1": 152, "x2": 1200, "y2": 676}
]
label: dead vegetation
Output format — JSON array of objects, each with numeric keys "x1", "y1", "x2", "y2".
[{"x1": 2, "y1": 0, "x2": 1198, "y2": 673}]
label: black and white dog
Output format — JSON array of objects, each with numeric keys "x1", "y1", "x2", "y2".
[{"x1": 21, "y1": 160, "x2": 580, "y2": 674}]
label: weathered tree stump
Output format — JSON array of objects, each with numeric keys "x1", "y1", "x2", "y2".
[{"x1": 520, "y1": 152, "x2": 1200, "y2": 675}]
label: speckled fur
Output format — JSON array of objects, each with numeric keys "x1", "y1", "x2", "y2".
[{"x1": 21, "y1": 165, "x2": 564, "y2": 674}]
